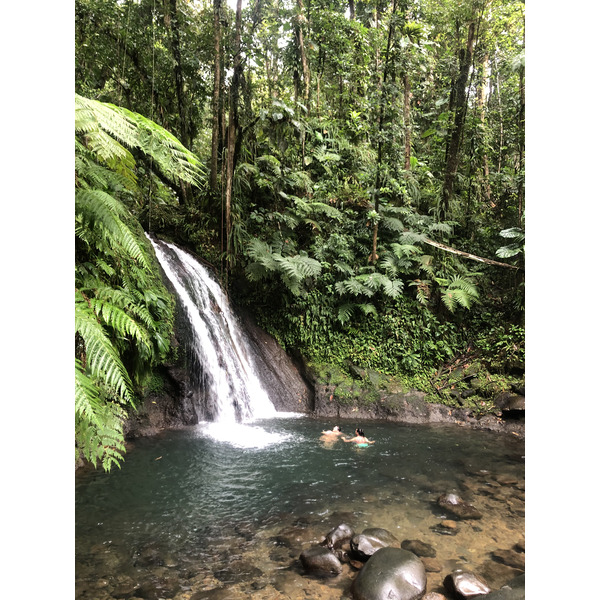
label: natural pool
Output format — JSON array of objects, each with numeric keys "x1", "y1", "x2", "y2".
[{"x1": 75, "y1": 416, "x2": 525, "y2": 599}]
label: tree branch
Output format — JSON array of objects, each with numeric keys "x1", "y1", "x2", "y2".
[{"x1": 422, "y1": 237, "x2": 520, "y2": 270}]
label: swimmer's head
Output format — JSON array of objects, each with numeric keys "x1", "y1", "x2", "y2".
[
  {"x1": 356, "y1": 428, "x2": 365, "y2": 437},
  {"x1": 333, "y1": 426, "x2": 341, "y2": 432}
]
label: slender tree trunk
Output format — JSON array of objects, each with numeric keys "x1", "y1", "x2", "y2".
[
  {"x1": 517, "y1": 46, "x2": 525, "y2": 226},
  {"x1": 371, "y1": 0, "x2": 397, "y2": 264},
  {"x1": 348, "y1": 0, "x2": 355, "y2": 20},
  {"x1": 210, "y1": 0, "x2": 222, "y2": 193},
  {"x1": 403, "y1": 73, "x2": 411, "y2": 172},
  {"x1": 295, "y1": 0, "x2": 310, "y2": 109},
  {"x1": 478, "y1": 53, "x2": 493, "y2": 204},
  {"x1": 441, "y1": 20, "x2": 476, "y2": 217},
  {"x1": 224, "y1": 0, "x2": 243, "y2": 269}
]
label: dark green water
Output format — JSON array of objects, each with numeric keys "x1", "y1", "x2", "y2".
[{"x1": 75, "y1": 417, "x2": 525, "y2": 599}]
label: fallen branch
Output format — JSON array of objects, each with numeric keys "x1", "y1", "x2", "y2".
[{"x1": 422, "y1": 237, "x2": 520, "y2": 270}]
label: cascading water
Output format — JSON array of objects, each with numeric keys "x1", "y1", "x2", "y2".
[{"x1": 148, "y1": 236, "x2": 281, "y2": 444}]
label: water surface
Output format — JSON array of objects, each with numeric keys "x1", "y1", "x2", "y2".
[{"x1": 76, "y1": 417, "x2": 524, "y2": 599}]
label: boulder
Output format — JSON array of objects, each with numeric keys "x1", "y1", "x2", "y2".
[
  {"x1": 351, "y1": 547, "x2": 427, "y2": 600},
  {"x1": 299, "y1": 545, "x2": 343, "y2": 577},
  {"x1": 443, "y1": 570, "x2": 491, "y2": 598},
  {"x1": 324, "y1": 523, "x2": 355, "y2": 550},
  {"x1": 437, "y1": 493, "x2": 482, "y2": 520}
]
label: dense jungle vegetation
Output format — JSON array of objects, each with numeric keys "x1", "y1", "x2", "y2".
[{"x1": 75, "y1": 0, "x2": 525, "y2": 470}]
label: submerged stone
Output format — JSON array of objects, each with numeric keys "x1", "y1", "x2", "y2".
[
  {"x1": 437, "y1": 493, "x2": 482, "y2": 520},
  {"x1": 300, "y1": 545, "x2": 343, "y2": 577},
  {"x1": 480, "y1": 574, "x2": 525, "y2": 599},
  {"x1": 401, "y1": 539, "x2": 437, "y2": 558},
  {"x1": 351, "y1": 547, "x2": 427, "y2": 600}
]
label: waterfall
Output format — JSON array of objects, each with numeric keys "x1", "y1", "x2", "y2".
[{"x1": 148, "y1": 236, "x2": 277, "y2": 425}]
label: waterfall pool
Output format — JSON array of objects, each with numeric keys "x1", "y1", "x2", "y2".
[{"x1": 75, "y1": 416, "x2": 524, "y2": 599}]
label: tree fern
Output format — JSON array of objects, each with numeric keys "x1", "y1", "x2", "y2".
[{"x1": 75, "y1": 94, "x2": 198, "y2": 470}]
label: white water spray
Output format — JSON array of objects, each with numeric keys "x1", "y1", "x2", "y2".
[{"x1": 148, "y1": 236, "x2": 277, "y2": 430}]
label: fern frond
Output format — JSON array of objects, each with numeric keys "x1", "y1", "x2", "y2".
[
  {"x1": 337, "y1": 303, "x2": 355, "y2": 324},
  {"x1": 335, "y1": 278, "x2": 374, "y2": 297},
  {"x1": 75, "y1": 290, "x2": 134, "y2": 404},
  {"x1": 334, "y1": 261, "x2": 355, "y2": 275},
  {"x1": 381, "y1": 276, "x2": 404, "y2": 298},
  {"x1": 357, "y1": 303, "x2": 378, "y2": 317},
  {"x1": 88, "y1": 297, "x2": 152, "y2": 351},
  {"x1": 381, "y1": 216, "x2": 405, "y2": 232}
]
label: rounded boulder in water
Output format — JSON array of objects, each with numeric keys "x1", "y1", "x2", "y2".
[
  {"x1": 351, "y1": 547, "x2": 427, "y2": 600},
  {"x1": 299, "y1": 545, "x2": 343, "y2": 577},
  {"x1": 443, "y1": 569, "x2": 491, "y2": 598},
  {"x1": 324, "y1": 523, "x2": 355, "y2": 550},
  {"x1": 351, "y1": 527, "x2": 400, "y2": 560}
]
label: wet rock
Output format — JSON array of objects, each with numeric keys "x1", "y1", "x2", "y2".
[
  {"x1": 430, "y1": 523, "x2": 459, "y2": 536},
  {"x1": 423, "y1": 594, "x2": 448, "y2": 600},
  {"x1": 111, "y1": 575, "x2": 140, "y2": 599},
  {"x1": 351, "y1": 547, "x2": 427, "y2": 600},
  {"x1": 213, "y1": 561, "x2": 263, "y2": 584},
  {"x1": 421, "y1": 557, "x2": 443, "y2": 573},
  {"x1": 491, "y1": 549, "x2": 525, "y2": 571},
  {"x1": 363, "y1": 527, "x2": 401, "y2": 545},
  {"x1": 324, "y1": 523, "x2": 355, "y2": 550},
  {"x1": 443, "y1": 569, "x2": 491, "y2": 598},
  {"x1": 437, "y1": 493, "x2": 482, "y2": 520},
  {"x1": 299, "y1": 545, "x2": 343, "y2": 577},
  {"x1": 477, "y1": 560, "x2": 522, "y2": 590},
  {"x1": 401, "y1": 539, "x2": 437, "y2": 558},
  {"x1": 191, "y1": 588, "x2": 246, "y2": 600},
  {"x1": 133, "y1": 543, "x2": 164, "y2": 567},
  {"x1": 480, "y1": 574, "x2": 525, "y2": 599},
  {"x1": 351, "y1": 527, "x2": 400, "y2": 559}
]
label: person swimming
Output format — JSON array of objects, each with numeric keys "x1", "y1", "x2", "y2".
[
  {"x1": 321, "y1": 425, "x2": 343, "y2": 436},
  {"x1": 342, "y1": 428, "x2": 375, "y2": 445}
]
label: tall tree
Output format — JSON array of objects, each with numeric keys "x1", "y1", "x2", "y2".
[
  {"x1": 210, "y1": 0, "x2": 223, "y2": 193},
  {"x1": 440, "y1": 19, "x2": 476, "y2": 217},
  {"x1": 224, "y1": 0, "x2": 244, "y2": 268}
]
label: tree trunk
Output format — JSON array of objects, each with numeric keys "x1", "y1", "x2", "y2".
[
  {"x1": 403, "y1": 73, "x2": 411, "y2": 172},
  {"x1": 478, "y1": 52, "x2": 493, "y2": 204},
  {"x1": 441, "y1": 20, "x2": 476, "y2": 217},
  {"x1": 295, "y1": 0, "x2": 310, "y2": 109},
  {"x1": 210, "y1": 0, "x2": 222, "y2": 193},
  {"x1": 371, "y1": 0, "x2": 397, "y2": 264},
  {"x1": 165, "y1": 0, "x2": 192, "y2": 204},
  {"x1": 517, "y1": 55, "x2": 525, "y2": 226},
  {"x1": 224, "y1": 0, "x2": 243, "y2": 269}
]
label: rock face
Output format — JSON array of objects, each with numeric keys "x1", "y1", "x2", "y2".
[
  {"x1": 351, "y1": 547, "x2": 427, "y2": 600},
  {"x1": 239, "y1": 310, "x2": 314, "y2": 413},
  {"x1": 443, "y1": 569, "x2": 491, "y2": 598},
  {"x1": 299, "y1": 546, "x2": 343, "y2": 577}
]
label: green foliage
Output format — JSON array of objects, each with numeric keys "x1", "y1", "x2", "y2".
[{"x1": 75, "y1": 94, "x2": 202, "y2": 470}]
